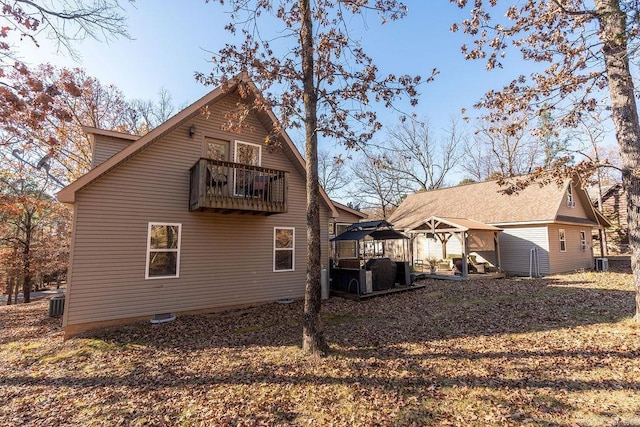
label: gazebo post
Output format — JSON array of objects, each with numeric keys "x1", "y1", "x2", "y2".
[
  {"x1": 439, "y1": 234, "x2": 448, "y2": 260},
  {"x1": 461, "y1": 231, "x2": 468, "y2": 278},
  {"x1": 494, "y1": 232, "x2": 502, "y2": 271}
]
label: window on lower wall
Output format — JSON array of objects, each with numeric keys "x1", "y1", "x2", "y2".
[
  {"x1": 274, "y1": 227, "x2": 294, "y2": 272},
  {"x1": 559, "y1": 228, "x2": 566, "y2": 252},
  {"x1": 580, "y1": 230, "x2": 587, "y2": 251},
  {"x1": 146, "y1": 223, "x2": 182, "y2": 279}
]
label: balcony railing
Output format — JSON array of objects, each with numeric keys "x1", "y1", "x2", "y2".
[{"x1": 189, "y1": 158, "x2": 288, "y2": 215}]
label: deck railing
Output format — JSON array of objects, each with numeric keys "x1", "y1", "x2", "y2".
[{"x1": 189, "y1": 158, "x2": 288, "y2": 214}]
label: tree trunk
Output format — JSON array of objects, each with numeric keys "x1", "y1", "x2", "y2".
[
  {"x1": 6, "y1": 277, "x2": 13, "y2": 306},
  {"x1": 300, "y1": 0, "x2": 328, "y2": 355},
  {"x1": 21, "y1": 211, "x2": 33, "y2": 304},
  {"x1": 597, "y1": 0, "x2": 640, "y2": 320}
]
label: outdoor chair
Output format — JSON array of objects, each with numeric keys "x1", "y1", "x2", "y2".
[{"x1": 206, "y1": 167, "x2": 227, "y2": 196}]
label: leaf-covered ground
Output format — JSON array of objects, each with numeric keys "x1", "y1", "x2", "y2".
[{"x1": 2, "y1": 267, "x2": 640, "y2": 426}]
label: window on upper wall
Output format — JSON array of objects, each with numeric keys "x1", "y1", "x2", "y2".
[
  {"x1": 235, "y1": 140, "x2": 261, "y2": 166},
  {"x1": 205, "y1": 137, "x2": 229, "y2": 161},
  {"x1": 580, "y1": 230, "x2": 587, "y2": 251},
  {"x1": 234, "y1": 141, "x2": 262, "y2": 196},
  {"x1": 274, "y1": 227, "x2": 294, "y2": 272},
  {"x1": 146, "y1": 223, "x2": 182, "y2": 279},
  {"x1": 559, "y1": 229, "x2": 567, "y2": 252},
  {"x1": 567, "y1": 185, "x2": 575, "y2": 207}
]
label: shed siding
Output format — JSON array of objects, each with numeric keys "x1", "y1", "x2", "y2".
[
  {"x1": 556, "y1": 183, "x2": 589, "y2": 219},
  {"x1": 92, "y1": 135, "x2": 134, "y2": 168},
  {"x1": 498, "y1": 226, "x2": 550, "y2": 276},
  {"x1": 335, "y1": 209, "x2": 363, "y2": 225},
  {"x1": 547, "y1": 224, "x2": 594, "y2": 273},
  {"x1": 66, "y1": 93, "x2": 326, "y2": 329}
]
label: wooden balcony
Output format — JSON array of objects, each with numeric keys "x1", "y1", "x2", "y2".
[{"x1": 189, "y1": 158, "x2": 288, "y2": 215}]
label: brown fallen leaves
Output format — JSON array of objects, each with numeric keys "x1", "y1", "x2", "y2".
[{"x1": 1, "y1": 267, "x2": 640, "y2": 426}]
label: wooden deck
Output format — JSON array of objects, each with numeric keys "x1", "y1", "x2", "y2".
[
  {"x1": 330, "y1": 283, "x2": 426, "y2": 301},
  {"x1": 189, "y1": 158, "x2": 288, "y2": 215}
]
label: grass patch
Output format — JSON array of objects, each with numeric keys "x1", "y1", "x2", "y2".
[{"x1": 233, "y1": 322, "x2": 277, "y2": 334}]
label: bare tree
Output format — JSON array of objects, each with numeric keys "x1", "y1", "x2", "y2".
[
  {"x1": 452, "y1": 0, "x2": 640, "y2": 320},
  {"x1": 349, "y1": 153, "x2": 410, "y2": 219},
  {"x1": 0, "y1": 0, "x2": 130, "y2": 65},
  {"x1": 129, "y1": 88, "x2": 177, "y2": 134},
  {"x1": 473, "y1": 114, "x2": 541, "y2": 178},
  {"x1": 383, "y1": 116, "x2": 464, "y2": 191},
  {"x1": 318, "y1": 149, "x2": 350, "y2": 198},
  {"x1": 198, "y1": 0, "x2": 425, "y2": 356}
]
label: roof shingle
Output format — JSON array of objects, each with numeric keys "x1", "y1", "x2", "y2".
[{"x1": 389, "y1": 178, "x2": 571, "y2": 229}]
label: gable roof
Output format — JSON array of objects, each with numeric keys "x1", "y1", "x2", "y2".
[
  {"x1": 331, "y1": 200, "x2": 368, "y2": 220},
  {"x1": 57, "y1": 74, "x2": 339, "y2": 218},
  {"x1": 389, "y1": 176, "x2": 606, "y2": 230},
  {"x1": 409, "y1": 216, "x2": 502, "y2": 233},
  {"x1": 587, "y1": 182, "x2": 623, "y2": 203}
]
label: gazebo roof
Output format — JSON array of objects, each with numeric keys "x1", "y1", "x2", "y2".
[
  {"x1": 330, "y1": 219, "x2": 409, "y2": 241},
  {"x1": 408, "y1": 216, "x2": 502, "y2": 233}
]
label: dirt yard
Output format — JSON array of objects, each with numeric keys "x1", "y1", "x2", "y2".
[{"x1": 1, "y1": 268, "x2": 639, "y2": 426}]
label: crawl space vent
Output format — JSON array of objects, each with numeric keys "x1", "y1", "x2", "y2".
[{"x1": 150, "y1": 313, "x2": 176, "y2": 324}]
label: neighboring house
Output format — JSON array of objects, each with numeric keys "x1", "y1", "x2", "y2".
[
  {"x1": 588, "y1": 183, "x2": 629, "y2": 254},
  {"x1": 57, "y1": 75, "x2": 350, "y2": 338},
  {"x1": 329, "y1": 200, "x2": 368, "y2": 237},
  {"x1": 389, "y1": 176, "x2": 609, "y2": 276}
]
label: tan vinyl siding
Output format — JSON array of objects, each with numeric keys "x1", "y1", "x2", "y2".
[
  {"x1": 335, "y1": 210, "x2": 364, "y2": 225},
  {"x1": 66, "y1": 93, "x2": 328, "y2": 329},
  {"x1": 556, "y1": 183, "x2": 589, "y2": 219},
  {"x1": 92, "y1": 135, "x2": 134, "y2": 168},
  {"x1": 547, "y1": 224, "x2": 594, "y2": 273},
  {"x1": 498, "y1": 226, "x2": 550, "y2": 276}
]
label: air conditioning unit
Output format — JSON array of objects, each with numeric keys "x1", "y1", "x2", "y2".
[
  {"x1": 567, "y1": 201, "x2": 576, "y2": 208},
  {"x1": 595, "y1": 257, "x2": 609, "y2": 272},
  {"x1": 48, "y1": 295, "x2": 65, "y2": 317}
]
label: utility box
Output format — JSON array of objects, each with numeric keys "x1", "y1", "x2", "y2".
[
  {"x1": 321, "y1": 268, "x2": 329, "y2": 300},
  {"x1": 365, "y1": 270, "x2": 373, "y2": 294},
  {"x1": 595, "y1": 257, "x2": 609, "y2": 272},
  {"x1": 48, "y1": 295, "x2": 65, "y2": 317}
]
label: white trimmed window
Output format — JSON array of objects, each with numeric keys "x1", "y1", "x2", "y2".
[
  {"x1": 146, "y1": 223, "x2": 182, "y2": 279},
  {"x1": 559, "y1": 229, "x2": 567, "y2": 252},
  {"x1": 274, "y1": 227, "x2": 294, "y2": 272},
  {"x1": 234, "y1": 140, "x2": 261, "y2": 166},
  {"x1": 580, "y1": 230, "x2": 587, "y2": 251},
  {"x1": 234, "y1": 140, "x2": 262, "y2": 196}
]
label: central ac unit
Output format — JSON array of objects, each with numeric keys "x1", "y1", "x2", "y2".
[{"x1": 595, "y1": 257, "x2": 609, "y2": 272}]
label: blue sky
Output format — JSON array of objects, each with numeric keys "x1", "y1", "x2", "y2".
[{"x1": 17, "y1": 1, "x2": 525, "y2": 135}]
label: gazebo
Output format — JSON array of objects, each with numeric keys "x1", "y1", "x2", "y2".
[
  {"x1": 406, "y1": 216, "x2": 503, "y2": 279},
  {"x1": 330, "y1": 220, "x2": 412, "y2": 295}
]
